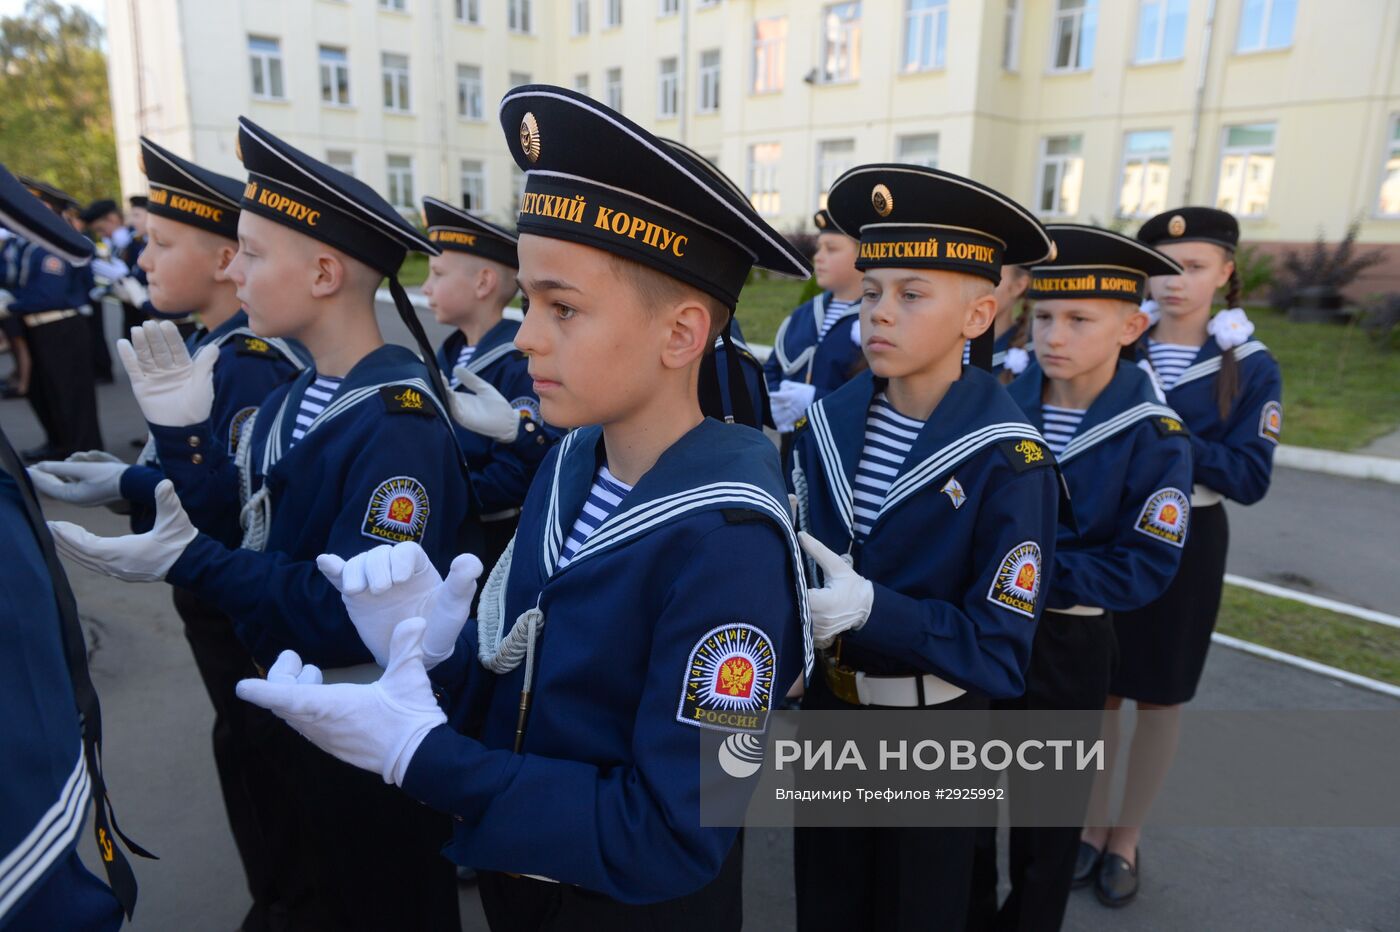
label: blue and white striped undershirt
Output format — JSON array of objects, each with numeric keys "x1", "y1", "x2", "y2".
[
  {"x1": 820, "y1": 298, "x2": 859, "y2": 339},
  {"x1": 852, "y1": 394, "x2": 925, "y2": 539},
  {"x1": 290, "y1": 375, "x2": 342, "y2": 445},
  {"x1": 557, "y1": 466, "x2": 634, "y2": 569},
  {"x1": 1147, "y1": 340, "x2": 1200, "y2": 391},
  {"x1": 1040, "y1": 404, "x2": 1086, "y2": 455},
  {"x1": 448, "y1": 344, "x2": 476, "y2": 388}
]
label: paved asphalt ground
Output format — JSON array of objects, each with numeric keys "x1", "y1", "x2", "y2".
[{"x1": 4, "y1": 302, "x2": 1398, "y2": 930}]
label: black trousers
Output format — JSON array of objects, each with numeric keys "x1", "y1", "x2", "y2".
[
  {"x1": 86, "y1": 303, "x2": 112, "y2": 379},
  {"x1": 967, "y1": 611, "x2": 1117, "y2": 932},
  {"x1": 794, "y1": 673, "x2": 991, "y2": 932},
  {"x1": 171, "y1": 586, "x2": 310, "y2": 932},
  {"x1": 477, "y1": 834, "x2": 743, "y2": 932},
  {"x1": 24, "y1": 314, "x2": 102, "y2": 455}
]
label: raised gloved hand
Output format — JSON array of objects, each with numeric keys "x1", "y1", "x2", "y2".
[
  {"x1": 112, "y1": 276, "x2": 149, "y2": 308},
  {"x1": 235, "y1": 617, "x2": 447, "y2": 785},
  {"x1": 47, "y1": 479, "x2": 196, "y2": 581},
  {"x1": 447, "y1": 367, "x2": 520, "y2": 444},
  {"x1": 318, "y1": 541, "x2": 483, "y2": 669},
  {"x1": 799, "y1": 531, "x2": 874, "y2": 649},
  {"x1": 67, "y1": 449, "x2": 125, "y2": 465},
  {"x1": 28, "y1": 459, "x2": 128, "y2": 507},
  {"x1": 117, "y1": 319, "x2": 218, "y2": 428},
  {"x1": 770, "y1": 380, "x2": 817, "y2": 433}
]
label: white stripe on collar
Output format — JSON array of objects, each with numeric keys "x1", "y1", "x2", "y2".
[
  {"x1": 807, "y1": 401, "x2": 855, "y2": 536},
  {"x1": 1171, "y1": 340, "x2": 1268, "y2": 389},
  {"x1": 1057, "y1": 402, "x2": 1181, "y2": 463},
  {"x1": 0, "y1": 744, "x2": 89, "y2": 918},
  {"x1": 464, "y1": 341, "x2": 517, "y2": 375},
  {"x1": 882, "y1": 422, "x2": 1045, "y2": 518},
  {"x1": 210, "y1": 327, "x2": 307, "y2": 369}
]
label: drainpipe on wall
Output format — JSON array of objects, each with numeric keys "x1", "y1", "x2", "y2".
[
  {"x1": 679, "y1": 0, "x2": 690, "y2": 146},
  {"x1": 1181, "y1": 0, "x2": 1217, "y2": 204},
  {"x1": 431, "y1": 0, "x2": 450, "y2": 201}
]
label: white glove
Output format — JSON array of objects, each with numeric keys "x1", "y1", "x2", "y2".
[
  {"x1": 113, "y1": 276, "x2": 149, "y2": 307},
  {"x1": 770, "y1": 380, "x2": 817, "y2": 432},
  {"x1": 799, "y1": 531, "x2": 874, "y2": 649},
  {"x1": 236, "y1": 617, "x2": 447, "y2": 785},
  {"x1": 47, "y1": 479, "x2": 197, "y2": 582},
  {"x1": 318, "y1": 541, "x2": 483, "y2": 669},
  {"x1": 117, "y1": 320, "x2": 218, "y2": 428},
  {"x1": 448, "y1": 367, "x2": 520, "y2": 444},
  {"x1": 67, "y1": 449, "x2": 125, "y2": 465},
  {"x1": 28, "y1": 460, "x2": 128, "y2": 507}
]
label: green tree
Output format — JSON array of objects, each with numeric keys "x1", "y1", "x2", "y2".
[{"x1": 0, "y1": 0, "x2": 117, "y2": 204}]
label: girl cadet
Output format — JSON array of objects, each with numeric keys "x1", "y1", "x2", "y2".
[
  {"x1": 963, "y1": 262, "x2": 1035, "y2": 379},
  {"x1": 1078, "y1": 206, "x2": 1282, "y2": 908},
  {"x1": 969, "y1": 225, "x2": 1193, "y2": 932}
]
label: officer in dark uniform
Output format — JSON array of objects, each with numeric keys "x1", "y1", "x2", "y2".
[
  {"x1": 4, "y1": 176, "x2": 103, "y2": 461},
  {"x1": 0, "y1": 161, "x2": 147, "y2": 930},
  {"x1": 79, "y1": 198, "x2": 126, "y2": 383}
]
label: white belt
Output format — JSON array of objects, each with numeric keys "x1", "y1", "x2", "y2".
[
  {"x1": 319, "y1": 662, "x2": 381, "y2": 685},
  {"x1": 1192, "y1": 485, "x2": 1224, "y2": 507},
  {"x1": 23, "y1": 308, "x2": 79, "y2": 327},
  {"x1": 856, "y1": 672, "x2": 966, "y2": 707},
  {"x1": 1047, "y1": 604, "x2": 1104, "y2": 617}
]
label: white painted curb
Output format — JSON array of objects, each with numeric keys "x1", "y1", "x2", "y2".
[
  {"x1": 1211, "y1": 633, "x2": 1400, "y2": 700},
  {"x1": 1225, "y1": 575, "x2": 1400, "y2": 630}
]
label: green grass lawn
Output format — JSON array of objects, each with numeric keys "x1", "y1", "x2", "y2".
[{"x1": 1217, "y1": 585, "x2": 1400, "y2": 687}]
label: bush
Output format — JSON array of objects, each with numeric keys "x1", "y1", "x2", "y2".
[
  {"x1": 1234, "y1": 244, "x2": 1275, "y2": 301},
  {"x1": 1358, "y1": 294, "x2": 1400, "y2": 351},
  {"x1": 1269, "y1": 219, "x2": 1386, "y2": 310},
  {"x1": 785, "y1": 228, "x2": 818, "y2": 264}
]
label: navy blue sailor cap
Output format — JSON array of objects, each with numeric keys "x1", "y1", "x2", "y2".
[
  {"x1": 422, "y1": 196, "x2": 519, "y2": 269},
  {"x1": 1030, "y1": 224, "x2": 1183, "y2": 304},
  {"x1": 1137, "y1": 206, "x2": 1240, "y2": 251},
  {"x1": 140, "y1": 136, "x2": 244, "y2": 241},
  {"x1": 498, "y1": 85, "x2": 812, "y2": 309},
  {"x1": 0, "y1": 163, "x2": 94, "y2": 265}
]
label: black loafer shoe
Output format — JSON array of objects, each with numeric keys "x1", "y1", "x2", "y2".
[
  {"x1": 1072, "y1": 841, "x2": 1102, "y2": 889},
  {"x1": 1095, "y1": 849, "x2": 1139, "y2": 908}
]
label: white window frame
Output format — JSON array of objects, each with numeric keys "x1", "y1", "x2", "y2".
[
  {"x1": 1134, "y1": 0, "x2": 1187, "y2": 64},
  {"x1": 1235, "y1": 0, "x2": 1296, "y2": 54},
  {"x1": 748, "y1": 142, "x2": 782, "y2": 217},
  {"x1": 658, "y1": 0, "x2": 679, "y2": 15},
  {"x1": 814, "y1": 138, "x2": 855, "y2": 210},
  {"x1": 572, "y1": 0, "x2": 590, "y2": 35},
  {"x1": 1215, "y1": 122, "x2": 1277, "y2": 218},
  {"x1": 386, "y1": 154, "x2": 415, "y2": 211},
  {"x1": 510, "y1": 166, "x2": 526, "y2": 216},
  {"x1": 508, "y1": 0, "x2": 533, "y2": 34},
  {"x1": 319, "y1": 46, "x2": 351, "y2": 107},
  {"x1": 605, "y1": 67, "x2": 623, "y2": 111},
  {"x1": 1035, "y1": 134, "x2": 1084, "y2": 217},
  {"x1": 896, "y1": 132, "x2": 939, "y2": 169},
  {"x1": 658, "y1": 58, "x2": 679, "y2": 119},
  {"x1": 752, "y1": 16, "x2": 786, "y2": 94},
  {"x1": 1002, "y1": 0, "x2": 1022, "y2": 72},
  {"x1": 382, "y1": 52, "x2": 411, "y2": 113},
  {"x1": 460, "y1": 159, "x2": 486, "y2": 211},
  {"x1": 457, "y1": 64, "x2": 484, "y2": 120},
  {"x1": 819, "y1": 3, "x2": 862, "y2": 84},
  {"x1": 574, "y1": 72, "x2": 591, "y2": 95},
  {"x1": 1375, "y1": 115, "x2": 1400, "y2": 219},
  {"x1": 902, "y1": 0, "x2": 948, "y2": 74},
  {"x1": 248, "y1": 36, "x2": 285, "y2": 100},
  {"x1": 603, "y1": 0, "x2": 622, "y2": 29},
  {"x1": 1048, "y1": 0, "x2": 1096, "y2": 74},
  {"x1": 455, "y1": 0, "x2": 480, "y2": 24},
  {"x1": 1117, "y1": 129, "x2": 1173, "y2": 219},
  {"x1": 325, "y1": 149, "x2": 356, "y2": 178},
  {"x1": 378, "y1": 0, "x2": 407, "y2": 11},
  {"x1": 509, "y1": 71, "x2": 532, "y2": 90},
  {"x1": 698, "y1": 49, "x2": 721, "y2": 114}
]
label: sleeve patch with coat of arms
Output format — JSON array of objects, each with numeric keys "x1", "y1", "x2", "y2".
[
  {"x1": 361, "y1": 476, "x2": 431, "y2": 543},
  {"x1": 1134, "y1": 487, "x2": 1190, "y2": 548},
  {"x1": 987, "y1": 541, "x2": 1042, "y2": 618},
  {"x1": 1258, "y1": 400, "x2": 1283, "y2": 444},
  {"x1": 677, "y1": 623, "x2": 776, "y2": 735}
]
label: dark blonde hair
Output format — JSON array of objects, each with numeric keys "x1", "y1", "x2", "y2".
[{"x1": 607, "y1": 253, "x2": 731, "y2": 346}]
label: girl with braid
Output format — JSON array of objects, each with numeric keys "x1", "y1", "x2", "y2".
[{"x1": 1076, "y1": 207, "x2": 1283, "y2": 908}]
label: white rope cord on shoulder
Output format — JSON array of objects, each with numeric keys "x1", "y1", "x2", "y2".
[
  {"x1": 476, "y1": 534, "x2": 546, "y2": 676},
  {"x1": 234, "y1": 407, "x2": 270, "y2": 551}
]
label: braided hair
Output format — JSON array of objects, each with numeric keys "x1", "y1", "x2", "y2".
[{"x1": 1215, "y1": 262, "x2": 1242, "y2": 418}]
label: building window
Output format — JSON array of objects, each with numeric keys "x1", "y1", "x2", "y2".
[
  {"x1": 379, "y1": 0, "x2": 406, "y2": 11},
  {"x1": 460, "y1": 159, "x2": 485, "y2": 211},
  {"x1": 574, "y1": 72, "x2": 590, "y2": 95},
  {"x1": 659, "y1": 0, "x2": 679, "y2": 14},
  {"x1": 455, "y1": 0, "x2": 480, "y2": 24},
  {"x1": 457, "y1": 65, "x2": 483, "y2": 119},
  {"x1": 326, "y1": 149, "x2": 356, "y2": 178},
  {"x1": 319, "y1": 46, "x2": 351, "y2": 106},
  {"x1": 508, "y1": 0, "x2": 532, "y2": 34},
  {"x1": 1050, "y1": 0, "x2": 1096, "y2": 72},
  {"x1": 509, "y1": 71, "x2": 532, "y2": 89},
  {"x1": 697, "y1": 0, "x2": 720, "y2": 7},
  {"x1": 386, "y1": 155, "x2": 414, "y2": 210},
  {"x1": 748, "y1": 142, "x2": 782, "y2": 217},
  {"x1": 657, "y1": 58, "x2": 678, "y2": 118},
  {"x1": 1036, "y1": 134, "x2": 1084, "y2": 216},
  {"x1": 896, "y1": 133, "x2": 939, "y2": 168},
  {"x1": 1135, "y1": 0, "x2": 1187, "y2": 63},
  {"x1": 510, "y1": 166, "x2": 526, "y2": 215},
  {"x1": 1216, "y1": 123, "x2": 1276, "y2": 217},
  {"x1": 815, "y1": 139, "x2": 855, "y2": 209},
  {"x1": 1002, "y1": 0, "x2": 1022, "y2": 71},
  {"x1": 1377, "y1": 117, "x2": 1400, "y2": 217},
  {"x1": 382, "y1": 53, "x2": 411, "y2": 112},
  {"x1": 698, "y1": 49, "x2": 721, "y2": 113},
  {"x1": 1236, "y1": 0, "x2": 1296, "y2": 53},
  {"x1": 902, "y1": 0, "x2": 947, "y2": 73},
  {"x1": 603, "y1": 0, "x2": 621, "y2": 29},
  {"x1": 248, "y1": 36, "x2": 285, "y2": 100},
  {"x1": 752, "y1": 17, "x2": 786, "y2": 94},
  {"x1": 606, "y1": 67, "x2": 623, "y2": 111},
  {"x1": 820, "y1": 3, "x2": 861, "y2": 83},
  {"x1": 573, "y1": 0, "x2": 590, "y2": 35},
  {"x1": 1118, "y1": 130, "x2": 1172, "y2": 218}
]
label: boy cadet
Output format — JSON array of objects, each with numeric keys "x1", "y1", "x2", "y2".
[
  {"x1": 786, "y1": 164, "x2": 1061, "y2": 930},
  {"x1": 47, "y1": 118, "x2": 475, "y2": 930},
  {"x1": 29, "y1": 136, "x2": 310, "y2": 932},
  {"x1": 968, "y1": 225, "x2": 1194, "y2": 932},
  {"x1": 0, "y1": 162, "x2": 144, "y2": 930},
  {"x1": 236, "y1": 85, "x2": 814, "y2": 929},
  {"x1": 765, "y1": 208, "x2": 865, "y2": 433},
  {"x1": 421, "y1": 195, "x2": 560, "y2": 573}
]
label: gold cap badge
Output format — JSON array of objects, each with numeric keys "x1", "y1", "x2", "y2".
[
  {"x1": 235, "y1": 136, "x2": 243, "y2": 164},
  {"x1": 871, "y1": 183, "x2": 893, "y2": 218},
  {"x1": 815, "y1": 212, "x2": 827, "y2": 229},
  {"x1": 137, "y1": 149, "x2": 146, "y2": 174},
  {"x1": 519, "y1": 112, "x2": 541, "y2": 164},
  {"x1": 1046, "y1": 241, "x2": 1058, "y2": 262},
  {"x1": 1168, "y1": 214, "x2": 1186, "y2": 237}
]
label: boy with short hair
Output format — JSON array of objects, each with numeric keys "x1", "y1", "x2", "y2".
[
  {"x1": 787, "y1": 164, "x2": 1061, "y2": 929},
  {"x1": 968, "y1": 224, "x2": 1194, "y2": 931},
  {"x1": 236, "y1": 85, "x2": 813, "y2": 926}
]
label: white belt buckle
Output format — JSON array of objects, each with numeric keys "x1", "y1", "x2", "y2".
[{"x1": 855, "y1": 672, "x2": 966, "y2": 707}]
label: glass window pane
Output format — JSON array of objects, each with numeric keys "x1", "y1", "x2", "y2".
[
  {"x1": 1136, "y1": 2, "x2": 1161, "y2": 61},
  {"x1": 1238, "y1": 0, "x2": 1265, "y2": 49},
  {"x1": 1226, "y1": 124, "x2": 1275, "y2": 147},
  {"x1": 1162, "y1": 0, "x2": 1188, "y2": 58},
  {"x1": 1378, "y1": 154, "x2": 1400, "y2": 215},
  {"x1": 1266, "y1": 0, "x2": 1296, "y2": 47}
]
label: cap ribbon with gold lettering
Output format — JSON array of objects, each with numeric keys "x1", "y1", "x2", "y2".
[
  {"x1": 139, "y1": 136, "x2": 243, "y2": 240},
  {"x1": 1030, "y1": 224, "x2": 1183, "y2": 304}
]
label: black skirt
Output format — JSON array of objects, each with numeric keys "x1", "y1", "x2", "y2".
[{"x1": 1109, "y1": 503, "x2": 1229, "y2": 705}]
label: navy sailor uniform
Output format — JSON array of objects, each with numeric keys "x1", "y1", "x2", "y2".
[{"x1": 762, "y1": 291, "x2": 864, "y2": 399}]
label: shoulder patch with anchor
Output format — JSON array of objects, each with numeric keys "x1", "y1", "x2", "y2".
[
  {"x1": 379, "y1": 385, "x2": 434, "y2": 416},
  {"x1": 1152, "y1": 414, "x2": 1189, "y2": 438},
  {"x1": 677, "y1": 623, "x2": 776, "y2": 735},
  {"x1": 235, "y1": 335, "x2": 278, "y2": 358},
  {"x1": 998, "y1": 437, "x2": 1055, "y2": 473}
]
